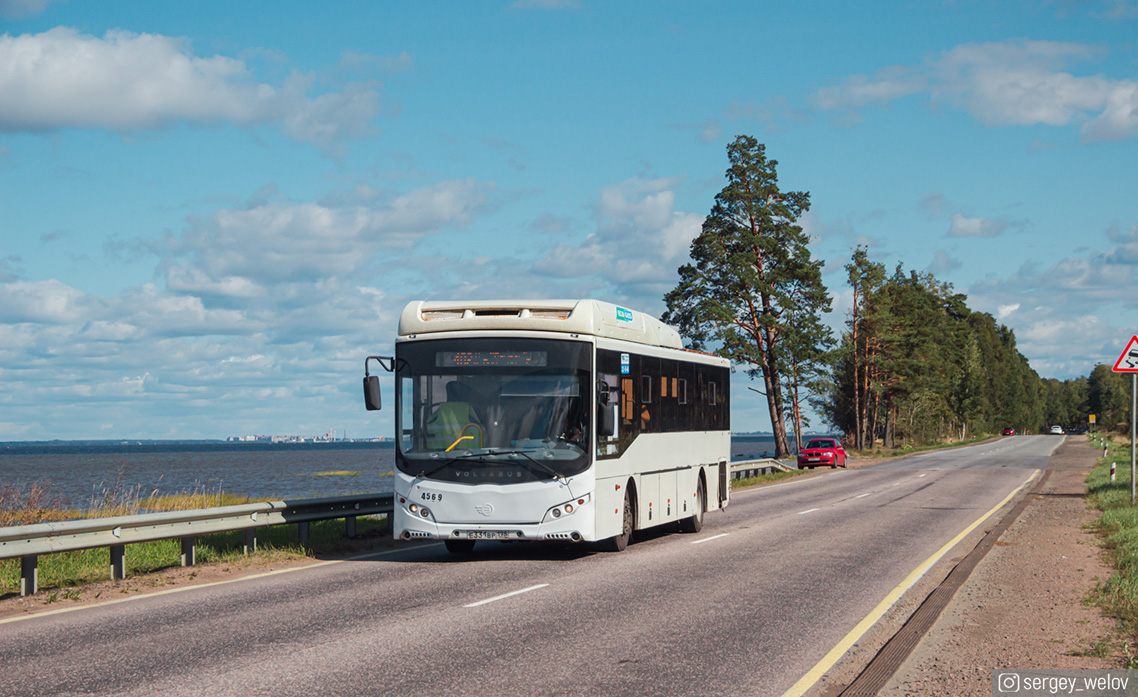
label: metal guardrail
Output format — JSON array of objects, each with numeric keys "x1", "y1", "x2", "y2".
[
  {"x1": 3, "y1": 464, "x2": 794, "y2": 598},
  {"x1": 0, "y1": 493, "x2": 393, "y2": 597},
  {"x1": 730, "y1": 458, "x2": 796, "y2": 477}
]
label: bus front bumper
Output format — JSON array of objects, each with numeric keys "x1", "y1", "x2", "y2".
[{"x1": 394, "y1": 496, "x2": 594, "y2": 543}]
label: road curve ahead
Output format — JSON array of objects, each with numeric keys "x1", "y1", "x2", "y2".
[{"x1": 0, "y1": 436, "x2": 1061, "y2": 697}]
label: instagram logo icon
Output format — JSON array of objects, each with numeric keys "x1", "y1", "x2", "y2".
[{"x1": 997, "y1": 673, "x2": 1021, "y2": 692}]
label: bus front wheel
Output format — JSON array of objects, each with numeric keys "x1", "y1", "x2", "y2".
[{"x1": 445, "y1": 539, "x2": 476, "y2": 554}]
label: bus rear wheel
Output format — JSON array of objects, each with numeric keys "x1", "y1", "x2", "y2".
[
  {"x1": 601, "y1": 489, "x2": 634, "y2": 552},
  {"x1": 679, "y1": 479, "x2": 705, "y2": 534},
  {"x1": 445, "y1": 539, "x2": 476, "y2": 554}
]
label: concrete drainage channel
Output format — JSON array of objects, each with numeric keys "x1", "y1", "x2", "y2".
[{"x1": 834, "y1": 469, "x2": 1052, "y2": 696}]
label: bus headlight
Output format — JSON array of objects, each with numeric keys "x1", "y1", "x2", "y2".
[
  {"x1": 407, "y1": 502, "x2": 433, "y2": 520},
  {"x1": 543, "y1": 494, "x2": 590, "y2": 523}
]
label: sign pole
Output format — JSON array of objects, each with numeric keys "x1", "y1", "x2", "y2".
[{"x1": 1109, "y1": 335, "x2": 1138, "y2": 505}]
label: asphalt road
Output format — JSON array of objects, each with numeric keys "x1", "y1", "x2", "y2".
[{"x1": 0, "y1": 436, "x2": 1062, "y2": 697}]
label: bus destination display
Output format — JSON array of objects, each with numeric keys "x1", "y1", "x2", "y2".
[{"x1": 437, "y1": 351, "x2": 548, "y2": 367}]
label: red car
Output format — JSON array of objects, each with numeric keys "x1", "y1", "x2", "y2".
[
  {"x1": 797, "y1": 437, "x2": 847, "y2": 469},
  {"x1": 1002, "y1": 427, "x2": 1015, "y2": 436}
]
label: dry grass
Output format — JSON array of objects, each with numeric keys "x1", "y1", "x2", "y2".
[
  {"x1": 0, "y1": 470, "x2": 260, "y2": 527},
  {"x1": 0, "y1": 481, "x2": 66, "y2": 526}
]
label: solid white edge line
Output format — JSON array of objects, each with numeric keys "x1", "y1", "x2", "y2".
[
  {"x1": 692, "y1": 533, "x2": 730, "y2": 545},
  {"x1": 797, "y1": 508, "x2": 821, "y2": 515},
  {"x1": 464, "y1": 584, "x2": 549, "y2": 608},
  {"x1": 780, "y1": 468, "x2": 1041, "y2": 697}
]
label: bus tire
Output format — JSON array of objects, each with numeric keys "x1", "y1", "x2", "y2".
[
  {"x1": 445, "y1": 539, "x2": 476, "y2": 554},
  {"x1": 679, "y1": 478, "x2": 705, "y2": 534},
  {"x1": 602, "y1": 488, "x2": 634, "y2": 552}
]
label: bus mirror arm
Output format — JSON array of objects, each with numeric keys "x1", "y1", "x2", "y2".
[{"x1": 363, "y1": 356, "x2": 395, "y2": 411}]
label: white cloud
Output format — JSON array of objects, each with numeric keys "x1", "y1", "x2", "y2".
[
  {"x1": 919, "y1": 192, "x2": 946, "y2": 218},
  {"x1": 946, "y1": 213, "x2": 1025, "y2": 238},
  {"x1": 510, "y1": 0, "x2": 581, "y2": 8},
  {"x1": 162, "y1": 179, "x2": 494, "y2": 286},
  {"x1": 699, "y1": 120, "x2": 722, "y2": 143},
  {"x1": 0, "y1": 27, "x2": 380, "y2": 150},
  {"x1": 968, "y1": 226, "x2": 1138, "y2": 377},
  {"x1": 0, "y1": 278, "x2": 99, "y2": 323},
  {"x1": 927, "y1": 249, "x2": 963, "y2": 274},
  {"x1": 0, "y1": 0, "x2": 55, "y2": 18},
  {"x1": 529, "y1": 177, "x2": 703, "y2": 309},
  {"x1": 810, "y1": 39, "x2": 1138, "y2": 142},
  {"x1": 1091, "y1": 1, "x2": 1138, "y2": 20},
  {"x1": 0, "y1": 176, "x2": 512, "y2": 437},
  {"x1": 997, "y1": 303, "x2": 1020, "y2": 319}
]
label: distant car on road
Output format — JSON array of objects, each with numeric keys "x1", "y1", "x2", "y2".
[
  {"x1": 1049, "y1": 425, "x2": 1064, "y2": 435},
  {"x1": 797, "y1": 438, "x2": 847, "y2": 469},
  {"x1": 1002, "y1": 427, "x2": 1015, "y2": 436}
]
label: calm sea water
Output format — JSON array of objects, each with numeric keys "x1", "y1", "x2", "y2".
[{"x1": 1, "y1": 436, "x2": 780, "y2": 508}]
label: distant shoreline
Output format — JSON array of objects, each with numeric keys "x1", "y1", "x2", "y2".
[
  {"x1": 0, "y1": 440, "x2": 394, "y2": 453},
  {"x1": 3, "y1": 431, "x2": 782, "y2": 447}
]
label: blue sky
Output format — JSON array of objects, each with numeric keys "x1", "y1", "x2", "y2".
[{"x1": 2, "y1": 0, "x2": 1137, "y2": 441}]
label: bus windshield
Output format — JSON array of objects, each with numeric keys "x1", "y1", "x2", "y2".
[{"x1": 395, "y1": 337, "x2": 591, "y2": 483}]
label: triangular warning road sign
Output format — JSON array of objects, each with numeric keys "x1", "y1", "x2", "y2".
[{"x1": 1113, "y1": 335, "x2": 1138, "y2": 373}]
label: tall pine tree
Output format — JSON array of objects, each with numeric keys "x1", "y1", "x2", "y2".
[{"x1": 664, "y1": 136, "x2": 830, "y2": 458}]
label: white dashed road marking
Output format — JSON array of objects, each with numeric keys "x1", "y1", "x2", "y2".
[{"x1": 465, "y1": 584, "x2": 549, "y2": 608}]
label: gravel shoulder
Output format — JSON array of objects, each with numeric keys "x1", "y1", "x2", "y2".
[{"x1": 878, "y1": 437, "x2": 1116, "y2": 696}]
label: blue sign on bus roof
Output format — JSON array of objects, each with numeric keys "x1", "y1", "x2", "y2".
[{"x1": 616, "y1": 307, "x2": 634, "y2": 322}]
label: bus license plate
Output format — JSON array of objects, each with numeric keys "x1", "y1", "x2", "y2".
[{"x1": 466, "y1": 531, "x2": 512, "y2": 540}]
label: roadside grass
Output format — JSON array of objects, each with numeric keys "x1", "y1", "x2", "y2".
[
  {"x1": 849, "y1": 432, "x2": 997, "y2": 459},
  {"x1": 1085, "y1": 434, "x2": 1138, "y2": 666},
  {"x1": 0, "y1": 515, "x2": 390, "y2": 596},
  {"x1": 733, "y1": 468, "x2": 810, "y2": 488},
  {"x1": 0, "y1": 480, "x2": 390, "y2": 596}
]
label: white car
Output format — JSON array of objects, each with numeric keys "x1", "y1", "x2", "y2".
[{"x1": 1050, "y1": 425, "x2": 1064, "y2": 435}]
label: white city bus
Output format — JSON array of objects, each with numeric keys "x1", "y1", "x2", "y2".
[{"x1": 364, "y1": 299, "x2": 730, "y2": 553}]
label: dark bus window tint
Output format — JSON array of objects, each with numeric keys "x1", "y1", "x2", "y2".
[{"x1": 642, "y1": 375, "x2": 653, "y2": 404}]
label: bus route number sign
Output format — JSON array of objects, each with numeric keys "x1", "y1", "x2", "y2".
[{"x1": 621, "y1": 353, "x2": 630, "y2": 375}]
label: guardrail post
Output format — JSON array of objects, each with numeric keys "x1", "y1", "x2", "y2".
[
  {"x1": 298, "y1": 522, "x2": 310, "y2": 543},
  {"x1": 243, "y1": 529, "x2": 256, "y2": 555},
  {"x1": 345, "y1": 516, "x2": 357, "y2": 539},
  {"x1": 20, "y1": 556, "x2": 38, "y2": 596},
  {"x1": 180, "y1": 537, "x2": 196, "y2": 567},
  {"x1": 110, "y1": 545, "x2": 126, "y2": 581}
]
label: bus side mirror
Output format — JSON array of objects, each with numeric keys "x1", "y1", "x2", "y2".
[
  {"x1": 363, "y1": 355, "x2": 395, "y2": 411},
  {"x1": 363, "y1": 375, "x2": 382, "y2": 411},
  {"x1": 599, "y1": 404, "x2": 616, "y2": 437}
]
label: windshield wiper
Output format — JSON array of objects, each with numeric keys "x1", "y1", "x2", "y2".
[
  {"x1": 483, "y1": 449, "x2": 565, "y2": 482},
  {"x1": 414, "y1": 449, "x2": 564, "y2": 482}
]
